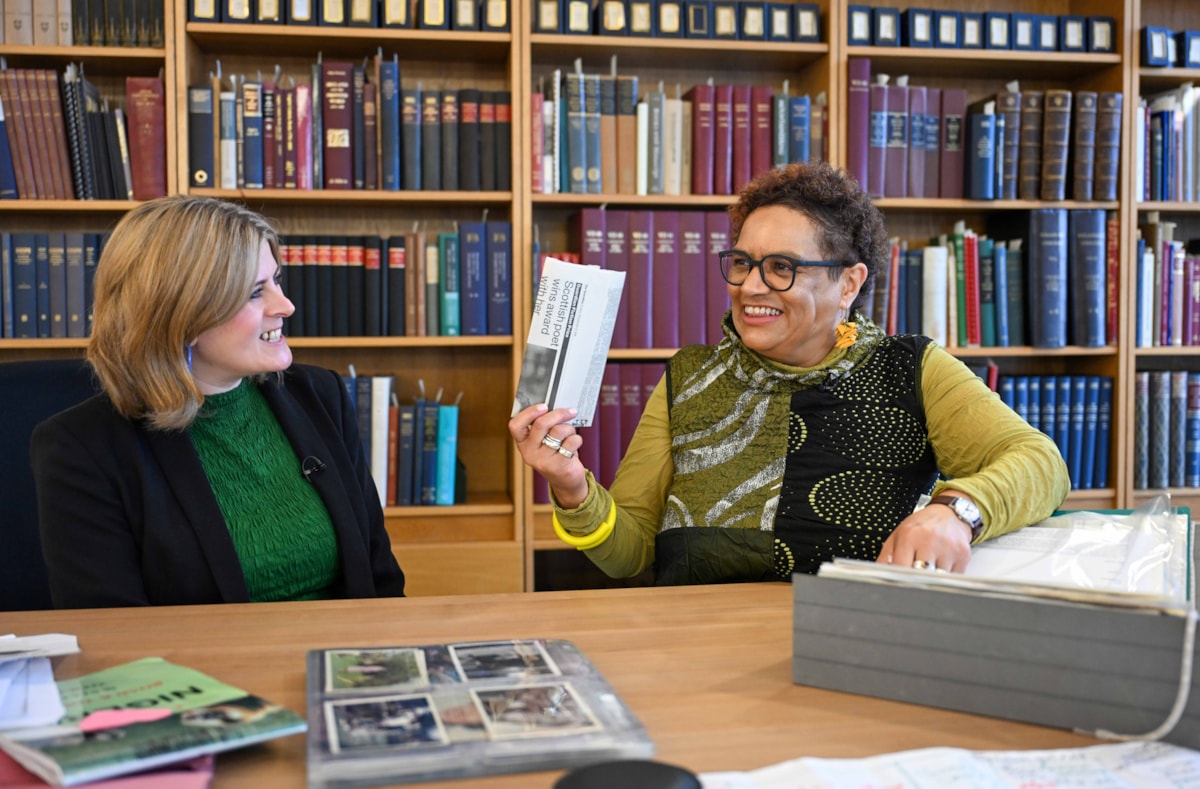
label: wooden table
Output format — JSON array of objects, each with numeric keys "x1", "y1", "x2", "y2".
[{"x1": 1, "y1": 583, "x2": 1101, "y2": 787}]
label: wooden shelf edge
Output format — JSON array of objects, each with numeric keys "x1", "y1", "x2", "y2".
[
  {"x1": 290, "y1": 336, "x2": 512, "y2": 348},
  {"x1": 0, "y1": 199, "x2": 138, "y2": 211},
  {"x1": 190, "y1": 188, "x2": 513, "y2": 204},
  {"x1": 0, "y1": 44, "x2": 165, "y2": 58}
]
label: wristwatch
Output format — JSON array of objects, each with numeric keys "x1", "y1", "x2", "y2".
[{"x1": 930, "y1": 495, "x2": 984, "y2": 541}]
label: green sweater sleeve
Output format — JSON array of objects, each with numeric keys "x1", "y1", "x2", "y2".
[{"x1": 553, "y1": 345, "x2": 1071, "y2": 578}]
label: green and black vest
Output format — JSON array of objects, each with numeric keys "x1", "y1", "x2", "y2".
[{"x1": 657, "y1": 332, "x2": 938, "y2": 585}]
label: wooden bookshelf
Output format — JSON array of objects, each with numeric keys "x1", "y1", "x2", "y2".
[{"x1": 8, "y1": 0, "x2": 1200, "y2": 593}]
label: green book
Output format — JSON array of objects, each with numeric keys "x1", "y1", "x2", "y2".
[{"x1": 438, "y1": 231, "x2": 461, "y2": 336}]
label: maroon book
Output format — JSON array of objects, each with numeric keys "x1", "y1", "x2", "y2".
[
  {"x1": 685, "y1": 83, "x2": 715, "y2": 195},
  {"x1": 320, "y1": 61, "x2": 354, "y2": 189},
  {"x1": 677, "y1": 211, "x2": 707, "y2": 346},
  {"x1": 846, "y1": 58, "x2": 871, "y2": 192},
  {"x1": 533, "y1": 471, "x2": 550, "y2": 504},
  {"x1": 262, "y1": 83, "x2": 277, "y2": 189},
  {"x1": 604, "y1": 209, "x2": 630, "y2": 349},
  {"x1": 868, "y1": 78, "x2": 887, "y2": 198},
  {"x1": 281, "y1": 87, "x2": 297, "y2": 189},
  {"x1": 731, "y1": 84, "x2": 752, "y2": 192},
  {"x1": 618, "y1": 363, "x2": 643, "y2": 458},
  {"x1": 883, "y1": 79, "x2": 908, "y2": 198},
  {"x1": 923, "y1": 87, "x2": 941, "y2": 198},
  {"x1": 124, "y1": 75, "x2": 167, "y2": 199},
  {"x1": 651, "y1": 210, "x2": 679, "y2": 348},
  {"x1": 597, "y1": 363, "x2": 622, "y2": 489},
  {"x1": 750, "y1": 84, "x2": 773, "y2": 182},
  {"x1": 906, "y1": 85, "x2": 925, "y2": 198},
  {"x1": 571, "y1": 207, "x2": 606, "y2": 267},
  {"x1": 713, "y1": 83, "x2": 734, "y2": 194},
  {"x1": 938, "y1": 87, "x2": 967, "y2": 199},
  {"x1": 627, "y1": 210, "x2": 655, "y2": 348},
  {"x1": 705, "y1": 210, "x2": 731, "y2": 344}
]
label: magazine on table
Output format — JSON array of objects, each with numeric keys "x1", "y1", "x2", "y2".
[
  {"x1": 512, "y1": 256, "x2": 625, "y2": 426},
  {"x1": 0, "y1": 658, "x2": 305, "y2": 787},
  {"x1": 305, "y1": 638, "x2": 652, "y2": 788}
]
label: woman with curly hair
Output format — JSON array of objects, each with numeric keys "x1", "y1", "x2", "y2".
[{"x1": 510, "y1": 161, "x2": 1067, "y2": 585}]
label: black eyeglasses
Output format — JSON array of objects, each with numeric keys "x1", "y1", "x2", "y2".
[{"x1": 717, "y1": 250, "x2": 844, "y2": 292}]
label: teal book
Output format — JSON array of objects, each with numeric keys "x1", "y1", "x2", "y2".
[
  {"x1": 438, "y1": 231, "x2": 460, "y2": 336},
  {"x1": 1004, "y1": 238, "x2": 1025, "y2": 346},
  {"x1": 435, "y1": 402, "x2": 458, "y2": 505},
  {"x1": 977, "y1": 235, "x2": 996, "y2": 346},
  {"x1": 0, "y1": 658, "x2": 304, "y2": 787}
]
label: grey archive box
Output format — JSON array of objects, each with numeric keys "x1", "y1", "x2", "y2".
[{"x1": 792, "y1": 557, "x2": 1200, "y2": 749}]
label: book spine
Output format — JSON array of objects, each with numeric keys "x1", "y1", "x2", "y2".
[
  {"x1": 1070, "y1": 90, "x2": 1097, "y2": 201},
  {"x1": 627, "y1": 210, "x2": 654, "y2": 347},
  {"x1": 1069, "y1": 208, "x2": 1106, "y2": 347},
  {"x1": 646, "y1": 88, "x2": 665, "y2": 194},
  {"x1": 977, "y1": 236, "x2": 995, "y2": 346},
  {"x1": 677, "y1": 210, "x2": 707, "y2": 346},
  {"x1": 687, "y1": 84, "x2": 715, "y2": 195},
  {"x1": 603, "y1": 209, "x2": 629, "y2": 348},
  {"x1": 435, "y1": 403, "x2": 458, "y2": 505},
  {"x1": 750, "y1": 83, "x2": 773, "y2": 181},
  {"x1": 992, "y1": 242, "x2": 1009, "y2": 347},
  {"x1": 1039, "y1": 89, "x2": 1072, "y2": 201},
  {"x1": 846, "y1": 58, "x2": 871, "y2": 190},
  {"x1": 966, "y1": 110, "x2": 996, "y2": 200},
  {"x1": 41, "y1": 70, "x2": 74, "y2": 200},
  {"x1": 651, "y1": 210, "x2": 679, "y2": 348},
  {"x1": 1187, "y1": 373, "x2": 1200, "y2": 487},
  {"x1": 405, "y1": 229, "x2": 425, "y2": 336},
  {"x1": 400, "y1": 87, "x2": 422, "y2": 190},
  {"x1": 598, "y1": 75, "x2": 617, "y2": 193},
  {"x1": 906, "y1": 86, "x2": 926, "y2": 198},
  {"x1": 868, "y1": 80, "x2": 887, "y2": 198},
  {"x1": 713, "y1": 83, "x2": 733, "y2": 195},
  {"x1": 731, "y1": 84, "x2": 751, "y2": 191},
  {"x1": 320, "y1": 62, "x2": 353, "y2": 189},
  {"x1": 420, "y1": 399, "x2": 439, "y2": 505},
  {"x1": 789, "y1": 94, "x2": 811, "y2": 165},
  {"x1": 995, "y1": 88, "x2": 1021, "y2": 200},
  {"x1": 1031, "y1": 208, "x2": 1068, "y2": 348},
  {"x1": 1133, "y1": 370, "x2": 1149, "y2": 489},
  {"x1": 424, "y1": 237, "x2": 439, "y2": 335},
  {"x1": 458, "y1": 221, "x2": 486, "y2": 335},
  {"x1": 64, "y1": 232, "x2": 85, "y2": 337},
  {"x1": 420, "y1": 89, "x2": 442, "y2": 190},
  {"x1": 883, "y1": 82, "x2": 908, "y2": 198},
  {"x1": 938, "y1": 88, "x2": 967, "y2": 199},
  {"x1": 395, "y1": 404, "x2": 415, "y2": 505},
  {"x1": 920, "y1": 244, "x2": 948, "y2": 346},
  {"x1": 386, "y1": 235, "x2": 406, "y2": 336},
  {"x1": 438, "y1": 231, "x2": 460, "y2": 336},
  {"x1": 485, "y1": 221, "x2": 511, "y2": 335},
  {"x1": 1017, "y1": 90, "x2": 1044, "y2": 200},
  {"x1": 705, "y1": 210, "x2": 731, "y2": 344},
  {"x1": 583, "y1": 76, "x2": 601, "y2": 194},
  {"x1": 1093, "y1": 92, "x2": 1122, "y2": 202},
  {"x1": 478, "y1": 90, "x2": 496, "y2": 190},
  {"x1": 1169, "y1": 370, "x2": 1188, "y2": 488},
  {"x1": 1094, "y1": 376, "x2": 1112, "y2": 488},
  {"x1": 34, "y1": 232, "x2": 49, "y2": 336},
  {"x1": 616, "y1": 75, "x2": 638, "y2": 194},
  {"x1": 565, "y1": 73, "x2": 586, "y2": 193},
  {"x1": 458, "y1": 87, "x2": 481, "y2": 191},
  {"x1": 922, "y1": 87, "x2": 940, "y2": 198},
  {"x1": 47, "y1": 232, "x2": 65, "y2": 337},
  {"x1": 440, "y1": 89, "x2": 458, "y2": 191},
  {"x1": 262, "y1": 84, "x2": 278, "y2": 189},
  {"x1": 239, "y1": 80, "x2": 264, "y2": 190},
  {"x1": 379, "y1": 60, "x2": 400, "y2": 190}
]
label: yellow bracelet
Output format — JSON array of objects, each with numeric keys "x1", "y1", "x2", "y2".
[{"x1": 552, "y1": 500, "x2": 617, "y2": 551}]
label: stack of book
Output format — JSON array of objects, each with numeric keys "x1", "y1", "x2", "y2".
[
  {"x1": 3, "y1": 0, "x2": 163, "y2": 47},
  {"x1": 1135, "y1": 212, "x2": 1200, "y2": 348},
  {"x1": 188, "y1": 0, "x2": 510, "y2": 30},
  {"x1": 1133, "y1": 369, "x2": 1200, "y2": 491},
  {"x1": 0, "y1": 232, "x2": 107, "y2": 340}
]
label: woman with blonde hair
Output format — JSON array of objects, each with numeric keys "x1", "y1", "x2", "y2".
[{"x1": 33, "y1": 195, "x2": 405, "y2": 607}]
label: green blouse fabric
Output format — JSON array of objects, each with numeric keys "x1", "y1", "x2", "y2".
[{"x1": 188, "y1": 380, "x2": 340, "y2": 601}]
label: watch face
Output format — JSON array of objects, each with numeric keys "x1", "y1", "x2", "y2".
[{"x1": 953, "y1": 499, "x2": 981, "y2": 525}]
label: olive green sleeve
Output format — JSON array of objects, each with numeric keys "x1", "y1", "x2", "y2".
[
  {"x1": 920, "y1": 344, "x2": 1071, "y2": 541},
  {"x1": 550, "y1": 374, "x2": 672, "y2": 578}
]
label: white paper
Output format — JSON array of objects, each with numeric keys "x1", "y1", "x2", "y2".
[{"x1": 0, "y1": 658, "x2": 65, "y2": 730}]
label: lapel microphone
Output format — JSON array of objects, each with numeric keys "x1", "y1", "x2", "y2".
[{"x1": 302, "y1": 456, "x2": 327, "y2": 481}]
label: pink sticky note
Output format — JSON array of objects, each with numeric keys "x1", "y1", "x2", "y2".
[{"x1": 78, "y1": 708, "x2": 173, "y2": 732}]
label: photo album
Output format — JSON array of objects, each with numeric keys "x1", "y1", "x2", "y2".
[{"x1": 305, "y1": 638, "x2": 653, "y2": 787}]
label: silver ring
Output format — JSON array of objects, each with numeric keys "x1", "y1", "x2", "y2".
[
  {"x1": 557, "y1": 447, "x2": 574, "y2": 459},
  {"x1": 541, "y1": 434, "x2": 563, "y2": 449},
  {"x1": 912, "y1": 560, "x2": 931, "y2": 570}
]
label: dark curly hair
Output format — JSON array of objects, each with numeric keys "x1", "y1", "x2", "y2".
[{"x1": 728, "y1": 161, "x2": 887, "y2": 315}]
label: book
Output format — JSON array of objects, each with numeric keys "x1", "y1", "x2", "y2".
[
  {"x1": 478, "y1": 91, "x2": 496, "y2": 191},
  {"x1": 1039, "y1": 88, "x2": 1072, "y2": 201},
  {"x1": 321, "y1": 62, "x2": 353, "y2": 190},
  {"x1": 615, "y1": 74, "x2": 638, "y2": 194},
  {"x1": 846, "y1": 58, "x2": 870, "y2": 190},
  {"x1": 1094, "y1": 91, "x2": 1122, "y2": 202},
  {"x1": 906, "y1": 85, "x2": 925, "y2": 198},
  {"x1": 305, "y1": 639, "x2": 651, "y2": 788},
  {"x1": 514, "y1": 257, "x2": 625, "y2": 426},
  {"x1": 484, "y1": 221, "x2": 511, "y2": 336},
  {"x1": 677, "y1": 211, "x2": 707, "y2": 346},
  {"x1": 458, "y1": 221, "x2": 486, "y2": 335},
  {"x1": 1069, "y1": 208, "x2": 1106, "y2": 347},
  {"x1": 395, "y1": 403, "x2": 415, "y2": 505},
  {"x1": 419, "y1": 395, "x2": 439, "y2": 505},
  {"x1": 867, "y1": 74, "x2": 888, "y2": 198},
  {"x1": 434, "y1": 402, "x2": 458, "y2": 505},
  {"x1": 1016, "y1": 89, "x2": 1044, "y2": 200},
  {"x1": 598, "y1": 74, "x2": 617, "y2": 193},
  {"x1": 650, "y1": 211, "x2": 679, "y2": 348},
  {"x1": 626, "y1": 210, "x2": 654, "y2": 348},
  {"x1": 994, "y1": 82, "x2": 1020, "y2": 200},
  {"x1": 439, "y1": 90, "x2": 458, "y2": 190},
  {"x1": 882, "y1": 76, "x2": 908, "y2": 198},
  {"x1": 378, "y1": 56, "x2": 401, "y2": 191},
  {"x1": 1070, "y1": 90, "x2": 1098, "y2": 201},
  {"x1": 938, "y1": 87, "x2": 966, "y2": 199},
  {"x1": 420, "y1": 89, "x2": 441, "y2": 190},
  {"x1": 0, "y1": 658, "x2": 304, "y2": 787},
  {"x1": 457, "y1": 87, "x2": 480, "y2": 191},
  {"x1": 965, "y1": 102, "x2": 996, "y2": 200},
  {"x1": 438, "y1": 231, "x2": 460, "y2": 336},
  {"x1": 1029, "y1": 208, "x2": 1068, "y2": 348}
]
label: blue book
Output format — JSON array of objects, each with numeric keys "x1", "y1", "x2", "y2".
[
  {"x1": 438, "y1": 231, "x2": 461, "y2": 336},
  {"x1": 435, "y1": 403, "x2": 459, "y2": 505},
  {"x1": 186, "y1": 85, "x2": 214, "y2": 189},
  {"x1": 379, "y1": 56, "x2": 401, "y2": 191},
  {"x1": 992, "y1": 241, "x2": 1009, "y2": 346},
  {"x1": 241, "y1": 81, "x2": 264, "y2": 189},
  {"x1": 1026, "y1": 375, "x2": 1041, "y2": 433},
  {"x1": 1080, "y1": 375, "x2": 1100, "y2": 490},
  {"x1": 485, "y1": 221, "x2": 512, "y2": 335},
  {"x1": 977, "y1": 236, "x2": 995, "y2": 345},
  {"x1": 83, "y1": 233, "x2": 101, "y2": 335},
  {"x1": 412, "y1": 398, "x2": 427, "y2": 506},
  {"x1": 565, "y1": 71, "x2": 586, "y2": 194},
  {"x1": 64, "y1": 233, "x2": 86, "y2": 339},
  {"x1": 0, "y1": 96, "x2": 18, "y2": 198},
  {"x1": 1055, "y1": 375, "x2": 1072, "y2": 469},
  {"x1": 965, "y1": 108, "x2": 996, "y2": 199},
  {"x1": 1041, "y1": 375, "x2": 1058, "y2": 446},
  {"x1": 46, "y1": 233, "x2": 66, "y2": 339},
  {"x1": 1094, "y1": 376, "x2": 1113, "y2": 488},
  {"x1": 998, "y1": 375, "x2": 1015, "y2": 411},
  {"x1": 0, "y1": 233, "x2": 11, "y2": 337},
  {"x1": 583, "y1": 73, "x2": 602, "y2": 194},
  {"x1": 1029, "y1": 208, "x2": 1068, "y2": 349},
  {"x1": 1013, "y1": 375, "x2": 1029, "y2": 424},
  {"x1": 1186, "y1": 374, "x2": 1200, "y2": 488},
  {"x1": 458, "y1": 221, "x2": 487, "y2": 335},
  {"x1": 420, "y1": 399, "x2": 440, "y2": 505},
  {"x1": 34, "y1": 233, "x2": 50, "y2": 339},
  {"x1": 396, "y1": 404, "x2": 416, "y2": 506},
  {"x1": 1068, "y1": 208, "x2": 1106, "y2": 347},
  {"x1": 355, "y1": 374, "x2": 372, "y2": 465},
  {"x1": 788, "y1": 94, "x2": 810, "y2": 163}
]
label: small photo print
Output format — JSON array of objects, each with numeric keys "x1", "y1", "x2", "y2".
[
  {"x1": 325, "y1": 694, "x2": 448, "y2": 754},
  {"x1": 325, "y1": 648, "x2": 428, "y2": 692},
  {"x1": 449, "y1": 640, "x2": 560, "y2": 681},
  {"x1": 473, "y1": 683, "x2": 600, "y2": 738}
]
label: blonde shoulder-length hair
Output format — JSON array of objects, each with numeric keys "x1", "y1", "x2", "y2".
[{"x1": 87, "y1": 195, "x2": 282, "y2": 430}]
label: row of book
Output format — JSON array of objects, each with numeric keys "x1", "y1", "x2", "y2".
[
  {"x1": 998, "y1": 374, "x2": 1113, "y2": 491},
  {"x1": 344, "y1": 373, "x2": 462, "y2": 508},
  {"x1": 0, "y1": 231, "x2": 106, "y2": 340},
  {"x1": 869, "y1": 210, "x2": 1117, "y2": 350},
  {"x1": 1135, "y1": 213, "x2": 1200, "y2": 348},
  {"x1": 279, "y1": 222, "x2": 513, "y2": 338},
  {"x1": 1133, "y1": 369, "x2": 1200, "y2": 490},
  {"x1": 847, "y1": 59, "x2": 1122, "y2": 203},
  {"x1": 188, "y1": 58, "x2": 512, "y2": 192},
  {"x1": 3, "y1": 0, "x2": 164, "y2": 46},
  {"x1": 553, "y1": 208, "x2": 731, "y2": 349},
  {"x1": 188, "y1": 0, "x2": 510, "y2": 29},
  {"x1": 848, "y1": 7, "x2": 1116, "y2": 54},
  {"x1": 0, "y1": 67, "x2": 167, "y2": 201},
  {"x1": 534, "y1": 361, "x2": 666, "y2": 501},
  {"x1": 1140, "y1": 26, "x2": 1200, "y2": 68},
  {"x1": 1135, "y1": 81, "x2": 1200, "y2": 203},
  {"x1": 535, "y1": 68, "x2": 828, "y2": 196},
  {"x1": 535, "y1": 0, "x2": 822, "y2": 42}
]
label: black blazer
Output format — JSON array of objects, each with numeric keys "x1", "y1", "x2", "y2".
[{"x1": 31, "y1": 364, "x2": 406, "y2": 608}]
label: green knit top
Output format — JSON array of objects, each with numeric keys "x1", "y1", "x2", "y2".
[{"x1": 188, "y1": 380, "x2": 340, "y2": 602}]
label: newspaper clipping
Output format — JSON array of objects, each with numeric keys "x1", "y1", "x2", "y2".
[{"x1": 511, "y1": 257, "x2": 626, "y2": 426}]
